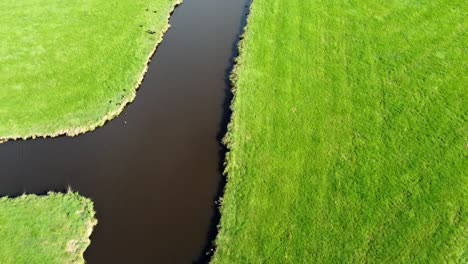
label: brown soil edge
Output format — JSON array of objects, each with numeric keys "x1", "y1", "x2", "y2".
[
  {"x1": 71, "y1": 193, "x2": 98, "y2": 264},
  {"x1": 74, "y1": 219, "x2": 97, "y2": 264},
  {"x1": 0, "y1": 0, "x2": 182, "y2": 144}
]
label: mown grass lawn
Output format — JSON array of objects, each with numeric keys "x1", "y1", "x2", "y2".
[
  {"x1": 0, "y1": 0, "x2": 180, "y2": 141},
  {"x1": 214, "y1": 0, "x2": 467, "y2": 263},
  {"x1": 0, "y1": 192, "x2": 96, "y2": 264}
]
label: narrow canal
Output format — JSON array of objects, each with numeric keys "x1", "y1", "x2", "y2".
[{"x1": 0, "y1": 0, "x2": 249, "y2": 262}]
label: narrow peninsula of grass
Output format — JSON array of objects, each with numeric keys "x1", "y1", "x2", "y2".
[
  {"x1": 0, "y1": 192, "x2": 96, "y2": 264},
  {"x1": 0, "y1": 0, "x2": 181, "y2": 142},
  {"x1": 214, "y1": 0, "x2": 467, "y2": 263}
]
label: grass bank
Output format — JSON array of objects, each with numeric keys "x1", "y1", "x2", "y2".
[
  {"x1": 213, "y1": 0, "x2": 467, "y2": 263},
  {"x1": 0, "y1": 0, "x2": 181, "y2": 142},
  {"x1": 0, "y1": 192, "x2": 96, "y2": 263}
]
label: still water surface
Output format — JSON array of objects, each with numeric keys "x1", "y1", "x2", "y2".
[{"x1": 0, "y1": 0, "x2": 248, "y2": 262}]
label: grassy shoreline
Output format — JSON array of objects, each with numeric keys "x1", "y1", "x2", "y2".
[
  {"x1": 0, "y1": 192, "x2": 97, "y2": 263},
  {"x1": 213, "y1": 0, "x2": 467, "y2": 263},
  {"x1": 0, "y1": 0, "x2": 181, "y2": 142}
]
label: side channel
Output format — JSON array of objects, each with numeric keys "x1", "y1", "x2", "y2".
[{"x1": 0, "y1": 0, "x2": 249, "y2": 263}]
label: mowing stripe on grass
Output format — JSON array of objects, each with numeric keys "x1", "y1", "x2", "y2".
[{"x1": 213, "y1": 0, "x2": 467, "y2": 263}]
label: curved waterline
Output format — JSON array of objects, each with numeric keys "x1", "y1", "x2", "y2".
[{"x1": 0, "y1": 0, "x2": 249, "y2": 263}]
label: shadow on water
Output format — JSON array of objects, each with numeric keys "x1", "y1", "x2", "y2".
[
  {"x1": 0, "y1": 0, "x2": 249, "y2": 263},
  {"x1": 195, "y1": 1, "x2": 251, "y2": 263}
]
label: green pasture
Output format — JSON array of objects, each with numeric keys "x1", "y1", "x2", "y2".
[
  {"x1": 0, "y1": 0, "x2": 180, "y2": 141},
  {"x1": 0, "y1": 192, "x2": 96, "y2": 264},
  {"x1": 214, "y1": 0, "x2": 467, "y2": 263}
]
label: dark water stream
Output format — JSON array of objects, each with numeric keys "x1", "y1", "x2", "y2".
[{"x1": 0, "y1": 0, "x2": 248, "y2": 262}]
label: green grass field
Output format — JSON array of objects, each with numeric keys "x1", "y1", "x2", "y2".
[
  {"x1": 0, "y1": 192, "x2": 96, "y2": 264},
  {"x1": 0, "y1": 0, "x2": 180, "y2": 142},
  {"x1": 213, "y1": 0, "x2": 467, "y2": 263}
]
